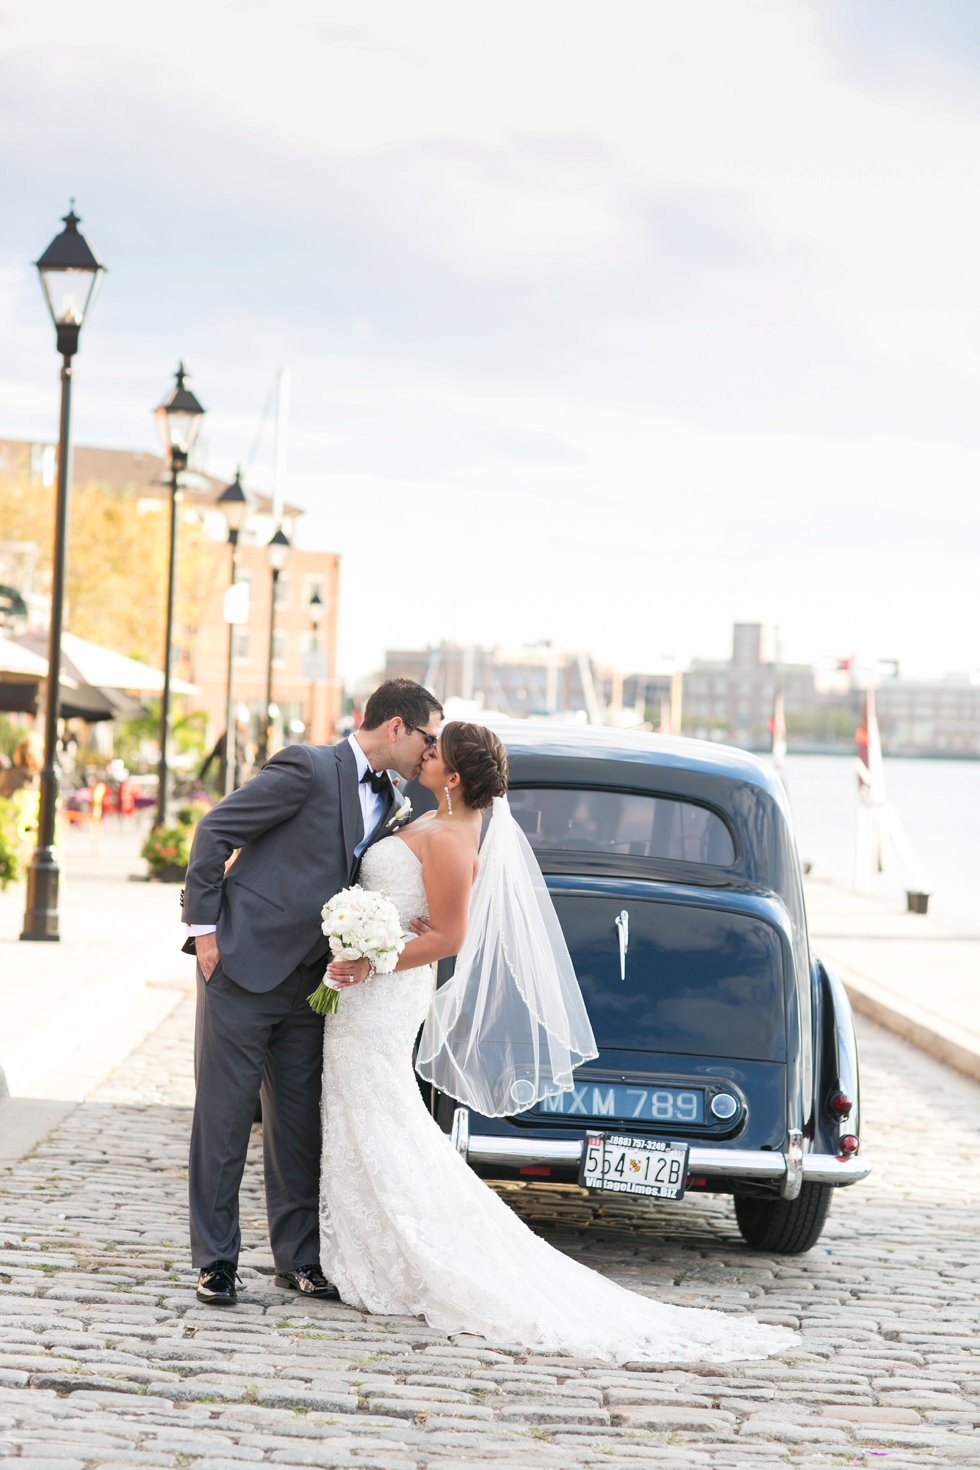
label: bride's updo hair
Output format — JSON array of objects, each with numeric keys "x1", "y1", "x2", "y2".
[{"x1": 440, "y1": 722, "x2": 508, "y2": 810}]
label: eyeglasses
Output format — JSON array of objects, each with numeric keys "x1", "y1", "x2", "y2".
[{"x1": 404, "y1": 724, "x2": 438, "y2": 749}]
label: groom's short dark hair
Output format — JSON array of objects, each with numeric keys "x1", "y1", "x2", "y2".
[{"x1": 361, "y1": 679, "x2": 443, "y2": 731}]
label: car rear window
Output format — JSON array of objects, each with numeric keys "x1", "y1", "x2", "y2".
[
  {"x1": 509, "y1": 787, "x2": 735, "y2": 867},
  {"x1": 551, "y1": 896, "x2": 786, "y2": 1061}
]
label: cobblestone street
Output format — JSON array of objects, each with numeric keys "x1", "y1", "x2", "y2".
[{"x1": 2, "y1": 1002, "x2": 980, "y2": 1469}]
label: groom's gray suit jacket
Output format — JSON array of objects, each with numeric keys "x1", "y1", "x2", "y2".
[{"x1": 182, "y1": 740, "x2": 400, "y2": 993}]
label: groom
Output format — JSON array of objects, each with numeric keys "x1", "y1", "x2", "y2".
[{"x1": 181, "y1": 678, "x2": 443, "y2": 1306}]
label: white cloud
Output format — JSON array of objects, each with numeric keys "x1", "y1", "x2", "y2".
[{"x1": 2, "y1": 0, "x2": 980, "y2": 680}]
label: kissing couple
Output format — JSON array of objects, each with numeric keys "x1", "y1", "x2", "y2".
[{"x1": 182, "y1": 679, "x2": 792, "y2": 1363}]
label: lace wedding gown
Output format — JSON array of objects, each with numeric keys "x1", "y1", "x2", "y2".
[{"x1": 319, "y1": 835, "x2": 795, "y2": 1364}]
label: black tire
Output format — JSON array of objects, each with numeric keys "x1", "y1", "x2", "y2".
[{"x1": 734, "y1": 1182, "x2": 833, "y2": 1254}]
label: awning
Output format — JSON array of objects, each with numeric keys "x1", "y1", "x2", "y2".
[
  {"x1": 61, "y1": 632, "x2": 201, "y2": 696},
  {"x1": 56, "y1": 682, "x2": 120, "y2": 722},
  {"x1": 12, "y1": 631, "x2": 201, "y2": 696},
  {"x1": 59, "y1": 683, "x2": 146, "y2": 721},
  {"x1": 0, "y1": 636, "x2": 47, "y2": 678},
  {"x1": 0, "y1": 678, "x2": 39, "y2": 715},
  {"x1": 0, "y1": 677, "x2": 146, "y2": 722}
]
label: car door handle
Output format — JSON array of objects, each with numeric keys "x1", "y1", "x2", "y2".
[{"x1": 615, "y1": 909, "x2": 629, "y2": 980}]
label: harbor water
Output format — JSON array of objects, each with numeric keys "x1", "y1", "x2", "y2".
[{"x1": 780, "y1": 753, "x2": 980, "y2": 931}]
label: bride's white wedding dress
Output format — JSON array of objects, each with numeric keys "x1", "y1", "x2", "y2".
[{"x1": 319, "y1": 835, "x2": 795, "y2": 1364}]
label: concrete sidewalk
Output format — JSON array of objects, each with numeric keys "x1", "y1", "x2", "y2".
[
  {"x1": 0, "y1": 821, "x2": 193, "y2": 1161},
  {"x1": 806, "y1": 876, "x2": 980, "y2": 1080}
]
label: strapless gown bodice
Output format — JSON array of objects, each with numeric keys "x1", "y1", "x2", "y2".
[{"x1": 360, "y1": 833, "x2": 429, "y2": 928}]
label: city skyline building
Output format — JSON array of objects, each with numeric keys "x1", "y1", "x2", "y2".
[
  {"x1": 382, "y1": 642, "x2": 677, "y2": 729},
  {"x1": 383, "y1": 626, "x2": 980, "y2": 760}
]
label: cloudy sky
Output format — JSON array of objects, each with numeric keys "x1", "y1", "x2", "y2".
[{"x1": 3, "y1": 0, "x2": 980, "y2": 680}]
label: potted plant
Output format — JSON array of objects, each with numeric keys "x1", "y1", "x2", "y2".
[
  {"x1": 142, "y1": 821, "x2": 194, "y2": 882},
  {"x1": 0, "y1": 798, "x2": 21, "y2": 890}
]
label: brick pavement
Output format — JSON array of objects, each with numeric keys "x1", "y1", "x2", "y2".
[{"x1": 1, "y1": 1000, "x2": 980, "y2": 1468}]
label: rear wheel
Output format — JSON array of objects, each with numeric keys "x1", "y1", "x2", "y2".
[{"x1": 734, "y1": 1182, "x2": 833, "y2": 1254}]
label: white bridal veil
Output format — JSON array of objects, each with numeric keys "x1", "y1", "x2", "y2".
[{"x1": 415, "y1": 795, "x2": 598, "y2": 1117}]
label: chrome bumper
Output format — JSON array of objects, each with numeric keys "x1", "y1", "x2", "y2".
[{"x1": 462, "y1": 1131, "x2": 871, "y2": 1186}]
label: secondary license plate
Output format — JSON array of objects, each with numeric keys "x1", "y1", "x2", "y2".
[
  {"x1": 534, "y1": 1083, "x2": 704, "y2": 1125},
  {"x1": 578, "y1": 1132, "x2": 690, "y2": 1200}
]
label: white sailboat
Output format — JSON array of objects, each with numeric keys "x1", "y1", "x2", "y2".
[{"x1": 854, "y1": 688, "x2": 929, "y2": 910}]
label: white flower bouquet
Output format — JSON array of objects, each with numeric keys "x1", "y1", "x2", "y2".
[{"x1": 307, "y1": 885, "x2": 408, "y2": 1015}]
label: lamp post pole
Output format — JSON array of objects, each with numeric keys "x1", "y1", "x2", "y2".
[
  {"x1": 158, "y1": 450, "x2": 182, "y2": 829},
  {"x1": 307, "y1": 588, "x2": 324, "y2": 742},
  {"x1": 23, "y1": 355, "x2": 73, "y2": 939},
  {"x1": 216, "y1": 470, "x2": 250, "y2": 796},
  {"x1": 224, "y1": 543, "x2": 238, "y2": 794},
  {"x1": 263, "y1": 569, "x2": 278, "y2": 762},
  {"x1": 258, "y1": 528, "x2": 291, "y2": 764},
  {"x1": 153, "y1": 365, "x2": 205, "y2": 829},
  {"x1": 21, "y1": 207, "x2": 105, "y2": 942}
]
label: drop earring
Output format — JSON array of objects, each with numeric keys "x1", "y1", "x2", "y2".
[{"x1": 444, "y1": 786, "x2": 453, "y2": 816}]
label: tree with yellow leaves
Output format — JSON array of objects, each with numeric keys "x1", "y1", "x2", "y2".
[{"x1": 0, "y1": 471, "x2": 227, "y2": 687}]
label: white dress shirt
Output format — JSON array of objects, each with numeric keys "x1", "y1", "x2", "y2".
[
  {"x1": 348, "y1": 732, "x2": 387, "y2": 857},
  {"x1": 185, "y1": 733, "x2": 387, "y2": 938}
]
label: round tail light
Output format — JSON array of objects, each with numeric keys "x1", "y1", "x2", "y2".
[
  {"x1": 838, "y1": 1134, "x2": 859, "y2": 1158},
  {"x1": 830, "y1": 1092, "x2": 853, "y2": 1117},
  {"x1": 710, "y1": 1092, "x2": 739, "y2": 1120}
]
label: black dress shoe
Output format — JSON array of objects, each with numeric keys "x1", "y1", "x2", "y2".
[
  {"x1": 275, "y1": 1263, "x2": 339, "y2": 1300},
  {"x1": 196, "y1": 1260, "x2": 240, "y2": 1305}
]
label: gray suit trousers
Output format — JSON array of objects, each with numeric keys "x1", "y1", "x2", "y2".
[{"x1": 189, "y1": 958, "x2": 325, "y2": 1271}]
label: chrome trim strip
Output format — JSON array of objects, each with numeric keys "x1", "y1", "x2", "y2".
[
  {"x1": 451, "y1": 1107, "x2": 470, "y2": 1156},
  {"x1": 821, "y1": 960, "x2": 861, "y2": 1145},
  {"x1": 463, "y1": 1132, "x2": 872, "y2": 1185},
  {"x1": 468, "y1": 1136, "x2": 583, "y2": 1167},
  {"x1": 615, "y1": 910, "x2": 629, "y2": 980},
  {"x1": 781, "y1": 1129, "x2": 804, "y2": 1200},
  {"x1": 689, "y1": 1146, "x2": 786, "y2": 1178},
  {"x1": 800, "y1": 1153, "x2": 871, "y2": 1184}
]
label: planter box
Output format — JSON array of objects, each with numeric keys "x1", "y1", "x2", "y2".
[{"x1": 149, "y1": 863, "x2": 187, "y2": 883}]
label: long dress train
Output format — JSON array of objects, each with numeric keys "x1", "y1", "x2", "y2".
[{"x1": 319, "y1": 836, "x2": 795, "y2": 1365}]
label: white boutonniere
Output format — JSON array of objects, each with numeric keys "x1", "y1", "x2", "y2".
[{"x1": 387, "y1": 798, "x2": 413, "y2": 829}]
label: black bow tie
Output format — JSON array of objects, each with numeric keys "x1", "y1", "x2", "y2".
[{"x1": 360, "y1": 768, "x2": 389, "y2": 797}]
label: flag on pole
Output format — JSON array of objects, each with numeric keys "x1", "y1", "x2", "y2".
[{"x1": 768, "y1": 686, "x2": 786, "y2": 774}]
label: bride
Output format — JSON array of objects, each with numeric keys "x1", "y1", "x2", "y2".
[{"x1": 320, "y1": 722, "x2": 794, "y2": 1364}]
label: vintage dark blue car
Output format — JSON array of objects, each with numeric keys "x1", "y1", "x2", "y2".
[{"x1": 416, "y1": 723, "x2": 870, "y2": 1255}]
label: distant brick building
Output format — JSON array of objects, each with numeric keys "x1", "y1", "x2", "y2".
[
  {"x1": 683, "y1": 624, "x2": 980, "y2": 757},
  {"x1": 0, "y1": 438, "x2": 342, "y2": 748},
  {"x1": 192, "y1": 540, "x2": 341, "y2": 749},
  {"x1": 874, "y1": 677, "x2": 980, "y2": 757},
  {"x1": 683, "y1": 623, "x2": 826, "y2": 747}
]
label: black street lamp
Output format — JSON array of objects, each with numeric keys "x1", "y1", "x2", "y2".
[
  {"x1": 216, "y1": 470, "x2": 250, "y2": 796},
  {"x1": 21, "y1": 207, "x2": 105, "y2": 943},
  {"x1": 153, "y1": 363, "x2": 205, "y2": 828},
  {"x1": 258, "y1": 528, "x2": 291, "y2": 764}
]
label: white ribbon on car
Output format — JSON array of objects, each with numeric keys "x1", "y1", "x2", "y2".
[{"x1": 415, "y1": 795, "x2": 598, "y2": 1117}]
